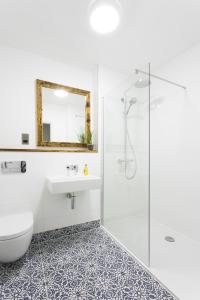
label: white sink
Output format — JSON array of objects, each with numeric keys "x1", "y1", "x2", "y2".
[{"x1": 47, "y1": 175, "x2": 101, "y2": 194}]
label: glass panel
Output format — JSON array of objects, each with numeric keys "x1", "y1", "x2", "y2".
[
  {"x1": 149, "y1": 66, "x2": 199, "y2": 299},
  {"x1": 103, "y1": 64, "x2": 150, "y2": 265}
]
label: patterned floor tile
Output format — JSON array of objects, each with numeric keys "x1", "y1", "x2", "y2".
[
  {"x1": 0, "y1": 243, "x2": 47, "y2": 300},
  {"x1": 41, "y1": 228, "x2": 177, "y2": 300},
  {"x1": 39, "y1": 228, "x2": 117, "y2": 267},
  {"x1": 33, "y1": 220, "x2": 100, "y2": 244},
  {"x1": 0, "y1": 225, "x2": 177, "y2": 300}
]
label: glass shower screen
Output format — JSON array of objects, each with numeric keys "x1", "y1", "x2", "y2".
[{"x1": 102, "y1": 64, "x2": 150, "y2": 266}]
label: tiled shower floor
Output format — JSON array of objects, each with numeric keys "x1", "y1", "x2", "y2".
[{"x1": 0, "y1": 223, "x2": 177, "y2": 300}]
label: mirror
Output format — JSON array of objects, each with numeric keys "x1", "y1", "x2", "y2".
[{"x1": 36, "y1": 80, "x2": 91, "y2": 148}]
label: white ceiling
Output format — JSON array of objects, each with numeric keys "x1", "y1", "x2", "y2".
[{"x1": 0, "y1": 0, "x2": 200, "y2": 72}]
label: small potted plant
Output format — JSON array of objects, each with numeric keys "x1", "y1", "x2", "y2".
[
  {"x1": 86, "y1": 129, "x2": 94, "y2": 151},
  {"x1": 77, "y1": 132, "x2": 85, "y2": 144}
]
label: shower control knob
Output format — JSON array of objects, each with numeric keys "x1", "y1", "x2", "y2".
[{"x1": 118, "y1": 159, "x2": 134, "y2": 164}]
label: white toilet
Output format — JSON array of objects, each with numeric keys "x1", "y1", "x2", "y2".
[{"x1": 0, "y1": 212, "x2": 33, "y2": 263}]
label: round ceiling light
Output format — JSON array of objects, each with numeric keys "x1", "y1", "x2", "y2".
[{"x1": 89, "y1": 0, "x2": 121, "y2": 34}]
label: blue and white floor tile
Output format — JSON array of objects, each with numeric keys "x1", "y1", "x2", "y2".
[
  {"x1": 0, "y1": 244, "x2": 46, "y2": 300},
  {"x1": 0, "y1": 223, "x2": 177, "y2": 300}
]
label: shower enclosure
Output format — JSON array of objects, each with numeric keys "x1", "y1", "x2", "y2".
[{"x1": 102, "y1": 63, "x2": 197, "y2": 299}]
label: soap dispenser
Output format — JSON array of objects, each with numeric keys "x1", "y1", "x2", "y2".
[{"x1": 83, "y1": 164, "x2": 88, "y2": 176}]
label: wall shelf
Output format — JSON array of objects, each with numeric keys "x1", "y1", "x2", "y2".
[{"x1": 0, "y1": 148, "x2": 98, "y2": 153}]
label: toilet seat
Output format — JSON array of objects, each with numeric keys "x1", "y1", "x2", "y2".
[{"x1": 0, "y1": 212, "x2": 33, "y2": 241}]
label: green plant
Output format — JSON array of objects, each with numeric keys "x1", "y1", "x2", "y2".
[
  {"x1": 86, "y1": 129, "x2": 92, "y2": 145},
  {"x1": 77, "y1": 132, "x2": 85, "y2": 144}
]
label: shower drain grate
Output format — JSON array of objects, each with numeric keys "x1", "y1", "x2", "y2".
[{"x1": 165, "y1": 236, "x2": 175, "y2": 242}]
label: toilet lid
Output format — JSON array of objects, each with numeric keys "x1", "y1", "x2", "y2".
[{"x1": 0, "y1": 212, "x2": 33, "y2": 241}]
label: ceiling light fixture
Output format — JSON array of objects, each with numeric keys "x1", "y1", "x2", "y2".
[
  {"x1": 89, "y1": 0, "x2": 121, "y2": 34},
  {"x1": 54, "y1": 89, "x2": 68, "y2": 98}
]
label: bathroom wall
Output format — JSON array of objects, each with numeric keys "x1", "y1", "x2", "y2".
[
  {"x1": 0, "y1": 45, "x2": 100, "y2": 233},
  {"x1": 0, "y1": 46, "x2": 97, "y2": 148},
  {"x1": 151, "y1": 41, "x2": 200, "y2": 241}
]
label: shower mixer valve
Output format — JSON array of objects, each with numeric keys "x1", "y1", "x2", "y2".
[{"x1": 118, "y1": 159, "x2": 134, "y2": 164}]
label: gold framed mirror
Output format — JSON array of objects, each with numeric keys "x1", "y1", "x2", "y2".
[{"x1": 36, "y1": 79, "x2": 91, "y2": 148}]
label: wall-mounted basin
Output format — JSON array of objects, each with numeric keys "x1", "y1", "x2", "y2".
[{"x1": 47, "y1": 175, "x2": 101, "y2": 194}]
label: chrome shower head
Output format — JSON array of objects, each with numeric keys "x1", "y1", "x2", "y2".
[
  {"x1": 134, "y1": 77, "x2": 150, "y2": 88},
  {"x1": 126, "y1": 97, "x2": 137, "y2": 115},
  {"x1": 129, "y1": 97, "x2": 137, "y2": 105}
]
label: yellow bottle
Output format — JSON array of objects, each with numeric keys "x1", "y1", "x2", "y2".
[{"x1": 83, "y1": 164, "x2": 88, "y2": 176}]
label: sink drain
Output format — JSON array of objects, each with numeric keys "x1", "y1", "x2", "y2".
[{"x1": 165, "y1": 236, "x2": 175, "y2": 242}]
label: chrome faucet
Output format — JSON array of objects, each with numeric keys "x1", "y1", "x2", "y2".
[
  {"x1": 73, "y1": 165, "x2": 78, "y2": 175},
  {"x1": 66, "y1": 165, "x2": 79, "y2": 175}
]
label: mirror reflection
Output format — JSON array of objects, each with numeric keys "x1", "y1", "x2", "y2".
[{"x1": 42, "y1": 87, "x2": 86, "y2": 143}]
